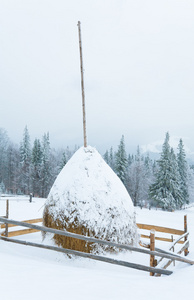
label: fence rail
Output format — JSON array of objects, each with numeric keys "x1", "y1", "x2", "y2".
[
  {"x1": 0, "y1": 216, "x2": 193, "y2": 276},
  {"x1": 0, "y1": 217, "x2": 186, "y2": 245},
  {"x1": 140, "y1": 234, "x2": 184, "y2": 244},
  {"x1": 137, "y1": 223, "x2": 184, "y2": 235},
  {"x1": 0, "y1": 201, "x2": 192, "y2": 276},
  {"x1": 0, "y1": 236, "x2": 173, "y2": 275},
  {"x1": 1, "y1": 218, "x2": 43, "y2": 229},
  {"x1": 139, "y1": 215, "x2": 190, "y2": 276}
]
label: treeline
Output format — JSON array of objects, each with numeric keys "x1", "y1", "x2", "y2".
[
  {"x1": 104, "y1": 134, "x2": 194, "y2": 210},
  {"x1": 0, "y1": 127, "x2": 77, "y2": 197},
  {"x1": 0, "y1": 127, "x2": 194, "y2": 210}
]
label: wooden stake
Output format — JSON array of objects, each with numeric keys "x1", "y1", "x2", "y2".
[
  {"x1": 171, "y1": 235, "x2": 175, "y2": 266},
  {"x1": 184, "y1": 215, "x2": 189, "y2": 256},
  {"x1": 77, "y1": 21, "x2": 87, "y2": 148},
  {"x1": 150, "y1": 229, "x2": 155, "y2": 276}
]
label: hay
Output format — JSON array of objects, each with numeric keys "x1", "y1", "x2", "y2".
[
  {"x1": 42, "y1": 146, "x2": 139, "y2": 254},
  {"x1": 43, "y1": 204, "x2": 136, "y2": 254},
  {"x1": 43, "y1": 205, "x2": 95, "y2": 253}
]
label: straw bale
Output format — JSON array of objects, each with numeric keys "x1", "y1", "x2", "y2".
[
  {"x1": 43, "y1": 205, "x2": 136, "y2": 254},
  {"x1": 42, "y1": 147, "x2": 139, "y2": 254}
]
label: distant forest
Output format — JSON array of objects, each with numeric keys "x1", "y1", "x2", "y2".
[{"x1": 0, "y1": 127, "x2": 194, "y2": 210}]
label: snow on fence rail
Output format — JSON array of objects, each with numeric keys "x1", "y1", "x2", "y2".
[
  {"x1": 137, "y1": 215, "x2": 189, "y2": 257},
  {"x1": 156, "y1": 232, "x2": 190, "y2": 272},
  {"x1": 153, "y1": 216, "x2": 190, "y2": 273},
  {"x1": 0, "y1": 216, "x2": 194, "y2": 276},
  {"x1": 0, "y1": 218, "x2": 186, "y2": 245},
  {"x1": 137, "y1": 215, "x2": 190, "y2": 276}
]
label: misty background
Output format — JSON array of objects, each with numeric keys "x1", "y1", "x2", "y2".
[{"x1": 1, "y1": 0, "x2": 194, "y2": 155}]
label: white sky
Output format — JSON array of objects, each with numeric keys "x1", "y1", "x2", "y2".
[{"x1": 0, "y1": 0, "x2": 194, "y2": 153}]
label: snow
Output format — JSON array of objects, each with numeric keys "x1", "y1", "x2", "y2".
[
  {"x1": 0, "y1": 196, "x2": 194, "y2": 300},
  {"x1": 44, "y1": 146, "x2": 138, "y2": 246}
]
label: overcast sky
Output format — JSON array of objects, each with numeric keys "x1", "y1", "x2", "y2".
[{"x1": 0, "y1": 0, "x2": 194, "y2": 154}]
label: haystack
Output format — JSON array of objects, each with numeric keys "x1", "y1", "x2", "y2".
[{"x1": 43, "y1": 146, "x2": 138, "y2": 253}]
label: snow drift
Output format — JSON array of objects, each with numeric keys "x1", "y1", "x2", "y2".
[{"x1": 43, "y1": 146, "x2": 138, "y2": 253}]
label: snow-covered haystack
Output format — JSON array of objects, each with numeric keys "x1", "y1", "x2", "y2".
[{"x1": 43, "y1": 146, "x2": 138, "y2": 253}]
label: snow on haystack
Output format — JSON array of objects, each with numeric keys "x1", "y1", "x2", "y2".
[{"x1": 43, "y1": 146, "x2": 139, "y2": 253}]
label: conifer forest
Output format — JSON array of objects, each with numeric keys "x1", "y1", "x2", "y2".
[{"x1": 0, "y1": 127, "x2": 194, "y2": 210}]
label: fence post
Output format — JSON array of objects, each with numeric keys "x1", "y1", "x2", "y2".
[
  {"x1": 5, "y1": 199, "x2": 9, "y2": 237},
  {"x1": 184, "y1": 215, "x2": 189, "y2": 256},
  {"x1": 171, "y1": 235, "x2": 175, "y2": 266},
  {"x1": 150, "y1": 229, "x2": 155, "y2": 276}
]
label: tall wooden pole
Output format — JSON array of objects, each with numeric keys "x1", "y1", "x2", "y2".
[{"x1": 77, "y1": 21, "x2": 87, "y2": 148}]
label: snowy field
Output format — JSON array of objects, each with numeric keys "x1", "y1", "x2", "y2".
[{"x1": 0, "y1": 196, "x2": 194, "y2": 300}]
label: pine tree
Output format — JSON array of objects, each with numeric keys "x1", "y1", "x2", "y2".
[
  {"x1": 0, "y1": 181, "x2": 6, "y2": 193},
  {"x1": 187, "y1": 166, "x2": 194, "y2": 203},
  {"x1": 168, "y1": 148, "x2": 183, "y2": 209},
  {"x1": 177, "y1": 139, "x2": 189, "y2": 205},
  {"x1": 19, "y1": 126, "x2": 31, "y2": 194},
  {"x1": 126, "y1": 146, "x2": 146, "y2": 207},
  {"x1": 32, "y1": 138, "x2": 42, "y2": 196},
  {"x1": 128, "y1": 154, "x2": 134, "y2": 166},
  {"x1": 103, "y1": 150, "x2": 109, "y2": 165},
  {"x1": 65, "y1": 146, "x2": 72, "y2": 160},
  {"x1": 7, "y1": 143, "x2": 20, "y2": 194},
  {"x1": 115, "y1": 135, "x2": 127, "y2": 184},
  {"x1": 149, "y1": 132, "x2": 183, "y2": 210},
  {"x1": 143, "y1": 154, "x2": 155, "y2": 207},
  {"x1": 41, "y1": 133, "x2": 51, "y2": 197},
  {"x1": 109, "y1": 147, "x2": 115, "y2": 171},
  {"x1": 0, "y1": 128, "x2": 10, "y2": 187},
  {"x1": 59, "y1": 151, "x2": 67, "y2": 171},
  {"x1": 149, "y1": 132, "x2": 171, "y2": 209}
]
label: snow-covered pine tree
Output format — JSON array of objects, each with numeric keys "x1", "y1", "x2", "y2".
[
  {"x1": 177, "y1": 139, "x2": 189, "y2": 205},
  {"x1": 187, "y1": 165, "x2": 194, "y2": 203},
  {"x1": 126, "y1": 146, "x2": 146, "y2": 207},
  {"x1": 19, "y1": 126, "x2": 31, "y2": 194},
  {"x1": 149, "y1": 132, "x2": 183, "y2": 210},
  {"x1": 32, "y1": 138, "x2": 42, "y2": 196},
  {"x1": 168, "y1": 148, "x2": 184, "y2": 209},
  {"x1": 115, "y1": 135, "x2": 127, "y2": 184},
  {"x1": 109, "y1": 147, "x2": 115, "y2": 171},
  {"x1": 104, "y1": 147, "x2": 116, "y2": 171},
  {"x1": 7, "y1": 143, "x2": 20, "y2": 194},
  {"x1": 128, "y1": 154, "x2": 134, "y2": 166},
  {"x1": 152, "y1": 160, "x2": 158, "y2": 176},
  {"x1": 0, "y1": 181, "x2": 6, "y2": 194},
  {"x1": 143, "y1": 153, "x2": 155, "y2": 206},
  {"x1": 59, "y1": 151, "x2": 67, "y2": 171},
  {"x1": 65, "y1": 146, "x2": 73, "y2": 160},
  {"x1": 41, "y1": 133, "x2": 52, "y2": 197},
  {"x1": 0, "y1": 128, "x2": 10, "y2": 188},
  {"x1": 103, "y1": 150, "x2": 109, "y2": 165},
  {"x1": 149, "y1": 132, "x2": 171, "y2": 208}
]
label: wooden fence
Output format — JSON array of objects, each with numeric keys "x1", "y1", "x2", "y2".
[
  {"x1": 137, "y1": 215, "x2": 190, "y2": 275},
  {"x1": 1, "y1": 216, "x2": 188, "y2": 248},
  {"x1": 0, "y1": 216, "x2": 193, "y2": 276},
  {"x1": 137, "y1": 215, "x2": 189, "y2": 253},
  {"x1": 1, "y1": 218, "x2": 42, "y2": 237}
]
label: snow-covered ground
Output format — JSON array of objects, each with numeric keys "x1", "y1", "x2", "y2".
[{"x1": 0, "y1": 196, "x2": 194, "y2": 300}]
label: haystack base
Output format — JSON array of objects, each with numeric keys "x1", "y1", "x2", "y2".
[{"x1": 43, "y1": 208, "x2": 128, "y2": 254}]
